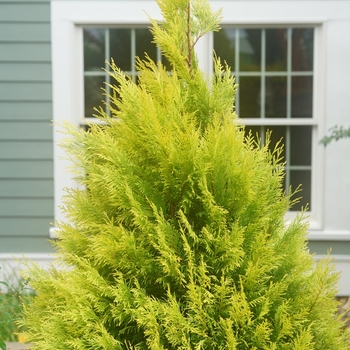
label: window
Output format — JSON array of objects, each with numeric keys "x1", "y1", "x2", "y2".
[
  {"x1": 49, "y1": 0, "x2": 350, "y2": 296},
  {"x1": 82, "y1": 28, "x2": 319, "y2": 219},
  {"x1": 83, "y1": 27, "x2": 170, "y2": 121},
  {"x1": 214, "y1": 27, "x2": 314, "y2": 212},
  {"x1": 81, "y1": 25, "x2": 318, "y2": 218},
  {"x1": 51, "y1": 1, "x2": 326, "y2": 237}
]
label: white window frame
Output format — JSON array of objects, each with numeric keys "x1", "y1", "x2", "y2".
[{"x1": 51, "y1": 1, "x2": 328, "y2": 238}]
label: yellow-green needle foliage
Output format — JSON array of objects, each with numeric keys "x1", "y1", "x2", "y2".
[{"x1": 20, "y1": 0, "x2": 349, "y2": 348}]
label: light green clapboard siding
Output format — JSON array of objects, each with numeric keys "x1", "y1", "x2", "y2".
[
  {"x1": 0, "y1": 160, "x2": 53, "y2": 178},
  {"x1": 0, "y1": 43, "x2": 51, "y2": 62},
  {"x1": 0, "y1": 122, "x2": 52, "y2": 141},
  {"x1": 0, "y1": 102, "x2": 52, "y2": 121},
  {"x1": 0, "y1": 179, "x2": 53, "y2": 197},
  {"x1": 0, "y1": 0, "x2": 53, "y2": 253},
  {"x1": 0, "y1": 23, "x2": 50, "y2": 42},
  {"x1": 0, "y1": 82, "x2": 52, "y2": 101},
  {"x1": 0, "y1": 237, "x2": 54, "y2": 253},
  {"x1": 0, "y1": 198, "x2": 53, "y2": 217},
  {"x1": 0, "y1": 63, "x2": 52, "y2": 82},
  {"x1": 0, "y1": 3, "x2": 50, "y2": 22},
  {"x1": 0, "y1": 218, "x2": 54, "y2": 238},
  {"x1": 0, "y1": 141, "x2": 53, "y2": 160},
  {"x1": 308, "y1": 241, "x2": 350, "y2": 256}
]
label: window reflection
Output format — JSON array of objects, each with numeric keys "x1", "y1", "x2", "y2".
[
  {"x1": 289, "y1": 170, "x2": 311, "y2": 211},
  {"x1": 239, "y1": 29, "x2": 261, "y2": 71},
  {"x1": 136, "y1": 28, "x2": 157, "y2": 64},
  {"x1": 292, "y1": 76, "x2": 313, "y2": 118},
  {"x1": 244, "y1": 124, "x2": 312, "y2": 211},
  {"x1": 84, "y1": 76, "x2": 105, "y2": 119},
  {"x1": 292, "y1": 28, "x2": 314, "y2": 71},
  {"x1": 84, "y1": 27, "x2": 170, "y2": 119},
  {"x1": 290, "y1": 126, "x2": 312, "y2": 166},
  {"x1": 265, "y1": 76, "x2": 287, "y2": 118},
  {"x1": 214, "y1": 28, "x2": 236, "y2": 70},
  {"x1": 110, "y1": 29, "x2": 132, "y2": 71},
  {"x1": 84, "y1": 28, "x2": 105, "y2": 71},
  {"x1": 266, "y1": 28, "x2": 287, "y2": 71},
  {"x1": 239, "y1": 76, "x2": 261, "y2": 118}
]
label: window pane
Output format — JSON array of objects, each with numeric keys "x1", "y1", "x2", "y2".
[
  {"x1": 244, "y1": 125, "x2": 311, "y2": 211},
  {"x1": 213, "y1": 26, "x2": 314, "y2": 213},
  {"x1": 265, "y1": 76, "x2": 287, "y2": 118},
  {"x1": 161, "y1": 53, "x2": 172, "y2": 71},
  {"x1": 245, "y1": 125, "x2": 286, "y2": 163},
  {"x1": 110, "y1": 28, "x2": 132, "y2": 71},
  {"x1": 266, "y1": 29, "x2": 287, "y2": 71},
  {"x1": 84, "y1": 28, "x2": 105, "y2": 71},
  {"x1": 268, "y1": 125, "x2": 286, "y2": 159},
  {"x1": 136, "y1": 28, "x2": 157, "y2": 63},
  {"x1": 290, "y1": 126, "x2": 312, "y2": 166},
  {"x1": 214, "y1": 28, "x2": 236, "y2": 70},
  {"x1": 84, "y1": 75, "x2": 106, "y2": 118},
  {"x1": 289, "y1": 170, "x2": 311, "y2": 211},
  {"x1": 239, "y1": 29, "x2": 261, "y2": 71},
  {"x1": 292, "y1": 28, "x2": 314, "y2": 71},
  {"x1": 291, "y1": 76, "x2": 313, "y2": 118},
  {"x1": 244, "y1": 125, "x2": 263, "y2": 146},
  {"x1": 239, "y1": 76, "x2": 260, "y2": 118}
]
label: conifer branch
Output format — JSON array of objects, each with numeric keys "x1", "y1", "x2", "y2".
[
  {"x1": 186, "y1": 2, "x2": 193, "y2": 75},
  {"x1": 308, "y1": 288, "x2": 322, "y2": 315}
]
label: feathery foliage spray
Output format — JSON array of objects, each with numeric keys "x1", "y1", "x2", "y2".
[{"x1": 21, "y1": 0, "x2": 350, "y2": 348}]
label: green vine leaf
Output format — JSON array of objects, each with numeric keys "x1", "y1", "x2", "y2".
[{"x1": 0, "y1": 340, "x2": 6, "y2": 350}]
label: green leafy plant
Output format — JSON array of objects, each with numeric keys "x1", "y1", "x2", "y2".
[
  {"x1": 320, "y1": 125, "x2": 350, "y2": 146},
  {"x1": 20, "y1": 0, "x2": 350, "y2": 348},
  {"x1": 0, "y1": 267, "x2": 6, "y2": 350},
  {"x1": 0, "y1": 266, "x2": 34, "y2": 349}
]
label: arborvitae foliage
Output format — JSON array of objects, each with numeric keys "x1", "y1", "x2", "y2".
[{"x1": 21, "y1": 0, "x2": 349, "y2": 348}]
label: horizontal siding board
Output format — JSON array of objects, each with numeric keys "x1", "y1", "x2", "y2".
[
  {"x1": 0, "y1": 101, "x2": 52, "y2": 121},
  {"x1": 309, "y1": 241, "x2": 350, "y2": 256},
  {"x1": 0, "y1": 23, "x2": 50, "y2": 42},
  {"x1": 0, "y1": 198, "x2": 53, "y2": 217},
  {"x1": 0, "y1": 43, "x2": 51, "y2": 62},
  {"x1": 0, "y1": 237, "x2": 54, "y2": 253},
  {"x1": 0, "y1": 82, "x2": 52, "y2": 101},
  {"x1": 0, "y1": 0, "x2": 49, "y2": 3},
  {"x1": 0, "y1": 121, "x2": 53, "y2": 141},
  {"x1": 0, "y1": 63, "x2": 51, "y2": 82},
  {"x1": 0, "y1": 160, "x2": 53, "y2": 178},
  {"x1": 0, "y1": 141, "x2": 53, "y2": 160},
  {"x1": 0, "y1": 4, "x2": 50, "y2": 22},
  {"x1": 0, "y1": 179, "x2": 53, "y2": 197},
  {"x1": 0, "y1": 217, "x2": 53, "y2": 237}
]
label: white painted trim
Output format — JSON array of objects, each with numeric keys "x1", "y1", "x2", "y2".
[
  {"x1": 315, "y1": 255, "x2": 350, "y2": 262},
  {"x1": 242, "y1": 118, "x2": 318, "y2": 126},
  {"x1": 314, "y1": 255, "x2": 350, "y2": 295},
  {"x1": 0, "y1": 254, "x2": 56, "y2": 290},
  {"x1": 49, "y1": 226, "x2": 59, "y2": 239},
  {"x1": 310, "y1": 23, "x2": 326, "y2": 232},
  {"x1": 309, "y1": 232, "x2": 350, "y2": 241},
  {"x1": 0, "y1": 253, "x2": 55, "y2": 262}
]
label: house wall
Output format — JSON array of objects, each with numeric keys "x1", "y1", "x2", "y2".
[
  {"x1": 0, "y1": 0, "x2": 54, "y2": 254},
  {"x1": 0, "y1": 0, "x2": 349, "y2": 293}
]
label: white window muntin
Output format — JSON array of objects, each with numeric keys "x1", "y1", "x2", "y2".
[{"x1": 83, "y1": 25, "x2": 167, "y2": 124}]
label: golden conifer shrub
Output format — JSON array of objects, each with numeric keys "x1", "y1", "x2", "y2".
[{"x1": 20, "y1": 0, "x2": 350, "y2": 348}]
